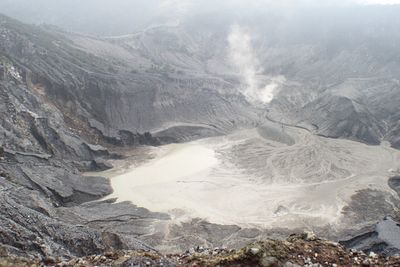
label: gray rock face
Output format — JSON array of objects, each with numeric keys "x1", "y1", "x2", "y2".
[
  {"x1": 298, "y1": 94, "x2": 383, "y2": 145},
  {"x1": 269, "y1": 78, "x2": 400, "y2": 147},
  {"x1": 340, "y1": 216, "x2": 400, "y2": 256},
  {"x1": 0, "y1": 152, "x2": 173, "y2": 257},
  {"x1": 389, "y1": 176, "x2": 400, "y2": 196},
  {"x1": 0, "y1": 175, "x2": 106, "y2": 257}
]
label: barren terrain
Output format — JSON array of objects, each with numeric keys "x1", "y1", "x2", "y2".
[{"x1": 102, "y1": 122, "x2": 400, "y2": 234}]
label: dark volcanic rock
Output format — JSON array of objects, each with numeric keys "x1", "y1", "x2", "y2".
[
  {"x1": 341, "y1": 216, "x2": 400, "y2": 256},
  {"x1": 339, "y1": 179, "x2": 400, "y2": 256},
  {"x1": 341, "y1": 189, "x2": 400, "y2": 227},
  {"x1": 87, "y1": 159, "x2": 114, "y2": 172},
  {"x1": 389, "y1": 176, "x2": 400, "y2": 197},
  {"x1": 0, "y1": 154, "x2": 172, "y2": 258},
  {"x1": 0, "y1": 177, "x2": 106, "y2": 257}
]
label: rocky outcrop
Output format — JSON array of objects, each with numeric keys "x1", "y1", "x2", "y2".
[
  {"x1": 0, "y1": 173, "x2": 107, "y2": 257},
  {"x1": 0, "y1": 151, "x2": 172, "y2": 258},
  {"x1": 2, "y1": 234, "x2": 400, "y2": 266}
]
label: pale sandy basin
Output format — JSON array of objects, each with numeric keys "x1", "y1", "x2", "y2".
[{"x1": 105, "y1": 128, "x2": 400, "y2": 230}]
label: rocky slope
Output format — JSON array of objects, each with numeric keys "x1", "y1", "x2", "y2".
[
  {"x1": 269, "y1": 77, "x2": 400, "y2": 148},
  {"x1": 1, "y1": 13, "x2": 260, "y2": 138},
  {"x1": 2, "y1": 234, "x2": 400, "y2": 267}
]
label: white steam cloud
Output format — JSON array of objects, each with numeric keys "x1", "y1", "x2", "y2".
[
  {"x1": 228, "y1": 25, "x2": 283, "y2": 104},
  {"x1": 228, "y1": 25, "x2": 258, "y2": 101}
]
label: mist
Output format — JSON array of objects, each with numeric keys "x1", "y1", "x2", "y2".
[
  {"x1": 0, "y1": 0, "x2": 399, "y2": 36},
  {"x1": 228, "y1": 25, "x2": 283, "y2": 104},
  {"x1": 1, "y1": 0, "x2": 399, "y2": 103},
  {"x1": 227, "y1": 25, "x2": 260, "y2": 103}
]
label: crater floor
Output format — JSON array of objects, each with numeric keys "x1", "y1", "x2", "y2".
[{"x1": 99, "y1": 124, "x2": 400, "y2": 235}]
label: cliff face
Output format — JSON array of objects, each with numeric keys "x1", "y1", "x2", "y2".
[{"x1": 0, "y1": 14, "x2": 260, "y2": 141}]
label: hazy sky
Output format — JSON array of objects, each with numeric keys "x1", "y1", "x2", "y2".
[
  {"x1": 0, "y1": 0, "x2": 399, "y2": 35},
  {"x1": 161, "y1": 0, "x2": 400, "y2": 7},
  {"x1": 359, "y1": 0, "x2": 400, "y2": 3}
]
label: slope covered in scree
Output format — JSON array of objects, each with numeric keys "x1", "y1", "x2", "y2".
[{"x1": 2, "y1": 234, "x2": 400, "y2": 266}]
